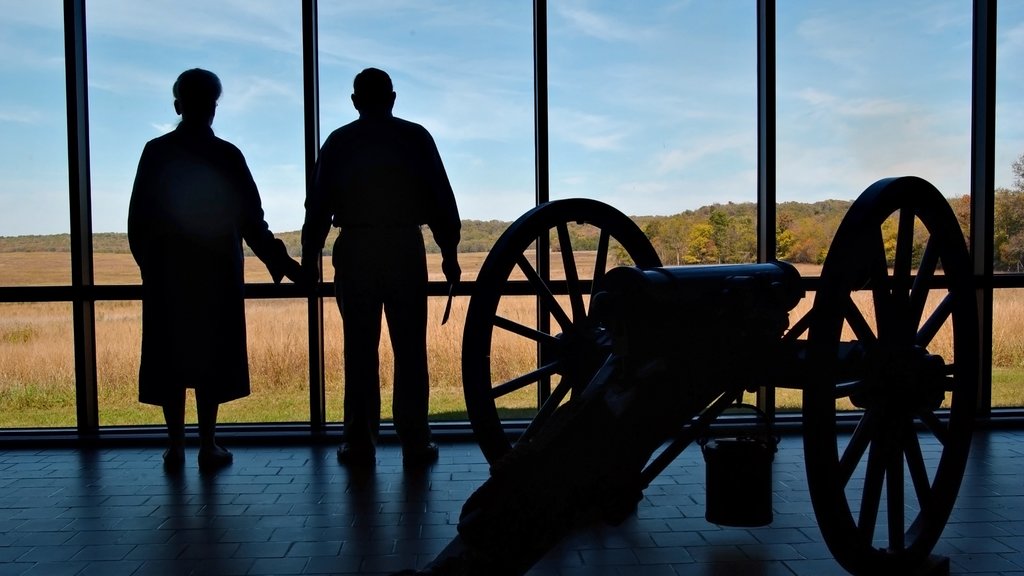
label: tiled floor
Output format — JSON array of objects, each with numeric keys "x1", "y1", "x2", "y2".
[{"x1": 1, "y1": 429, "x2": 1023, "y2": 576}]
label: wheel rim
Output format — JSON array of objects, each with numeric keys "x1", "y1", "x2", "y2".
[
  {"x1": 462, "y1": 199, "x2": 661, "y2": 463},
  {"x1": 804, "y1": 176, "x2": 978, "y2": 574}
]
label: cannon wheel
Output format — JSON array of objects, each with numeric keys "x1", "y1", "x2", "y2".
[
  {"x1": 804, "y1": 176, "x2": 978, "y2": 574},
  {"x1": 462, "y1": 198, "x2": 661, "y2": 463}
]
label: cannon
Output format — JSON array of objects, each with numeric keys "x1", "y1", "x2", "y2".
[{"x1": 439, "y1": 176, "x2": 979, "y2": 576}]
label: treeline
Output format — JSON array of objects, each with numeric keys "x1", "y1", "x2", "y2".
[
  {"x1": 0, "y1": 224, "x2": 511, "y2": 257},
  {"x1": 6, "y1": 189, "x2": 1024, "y2": 271},
  {"x1": 640, "y1": 199, "x2": 854, "y2": 266}
]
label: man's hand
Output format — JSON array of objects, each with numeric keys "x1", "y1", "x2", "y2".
[
  {"x1": 299, "y1": 254, "x2": 322, "y2": 292},
  {"x1": 280, "y1": 257, "x2": 305, "y2": 285},
  {"x1": 301, "y1": 254, "x2": 320, "y2": 281},
  {"x1": 442, "y1": 256, "x2": 461, "y2": 285}
]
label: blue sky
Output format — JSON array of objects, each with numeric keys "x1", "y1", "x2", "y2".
[{"x1": 0, "y1": 0, "x2": 1021, "y2": 237}]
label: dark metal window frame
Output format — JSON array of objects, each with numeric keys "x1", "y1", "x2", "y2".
[{"x1": 0, "y1": 0, "x2": 1010, "y2": 442}]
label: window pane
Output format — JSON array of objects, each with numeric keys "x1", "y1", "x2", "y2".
[
  {"x1": 994, "y1": 3, "x2": 1024, "y2": 408},
  {"x1": 548, "y1": 2, "x2": 757, "y2": 265},
  {"x1": 223, "y1": 300, "x2": 309, "y2": 424},
  {"x1": 86, "y1": 0, "x2": 305, "y2": 285},
  {"x1": 776, "y1": 1, "x2": 972, "y2": 265},
  {"x1": 317, "y1": 2, "x2": 535, "y2": 228},
  {"x1": 86, "y1": 1, "x2": 306, "y2": 427},
  {"x1": 317, "y1": 2, "x2": 535, "y2": 423},
  {"x1": 0, "y1": 302, "x2": 76, "y2": 428},
  {"x1": 995, "y1": 2, "x2": 1024, "y2": 274},
  {"x1": 0, "y1": 1, "x2": 70, "y2": 286},
  {"x1": 993, "y1": 288, "x2": 1024, "y2": 407},
  {"x1": 95, "y1": 300, "x2": 154, "y2": 425},
  {"x1": 322, "y1": 294, "x2": 470, "y2": 424},
  {"x1": 97, "y1": 297, "x2": 311, "y2": 427}
]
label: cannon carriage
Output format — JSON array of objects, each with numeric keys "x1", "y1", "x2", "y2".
[{"x1": 458, "y1": 176, "x2": 978, "y2": 575}]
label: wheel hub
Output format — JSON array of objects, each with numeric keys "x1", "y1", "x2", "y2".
[{"x1": 853, "y1": 343, "x2": 947, "y2": 412}]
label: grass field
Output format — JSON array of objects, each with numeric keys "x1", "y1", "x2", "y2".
[{"x1": 1, "y1": 253, "x2": 1022, "y2": 429}]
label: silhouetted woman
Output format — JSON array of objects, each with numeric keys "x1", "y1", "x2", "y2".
[{"x1": 128, "y1": 68, "x2": 301, "y2": 471}]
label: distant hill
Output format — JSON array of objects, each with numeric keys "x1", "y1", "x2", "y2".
[
  {"x1": 0, "y1": 222, "x2": 514, "y2": 257},
  {"x1": 0, "y1": 202, "x2": 859, "y2": 265},
  {"x1": 0, "y1": 194, "x2": 988, "y2": 267}
]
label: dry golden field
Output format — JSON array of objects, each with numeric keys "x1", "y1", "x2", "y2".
[{"x1": 1, "y1": 253, "x2": 1022, "y2": 429}]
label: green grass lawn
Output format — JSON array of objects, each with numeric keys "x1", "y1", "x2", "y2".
[{"x1": 2, "y1": 368, "x2": 1022, "y2": 429}]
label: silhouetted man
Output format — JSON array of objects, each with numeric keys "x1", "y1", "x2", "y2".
[
  {"x1": 129, "y1": 68, "x2": 302, "y2": 472},
  {"x1": 302, "y1": 67, "x2": 461, "y2": 467}
]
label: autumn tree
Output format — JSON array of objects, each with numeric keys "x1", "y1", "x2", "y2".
[{"x1": 685, "y1": 223, "x2": 718, "y2": 264}]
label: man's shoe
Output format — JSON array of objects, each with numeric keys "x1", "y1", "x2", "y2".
[
  {"x1": 162, "y1": 447, "x2": 185, "y2": 472},
  {"x1": 198, "y1": 445, "x2": 233, "y2": 472},
  {"x1": 337, "y1": 442, "x2": 376, "y2": 466},
  {"x1": 403, "y1": 441, "x2": 439, "y2": 467}
]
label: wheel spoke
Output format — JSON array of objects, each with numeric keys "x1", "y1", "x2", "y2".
[
  {"x1": 518, "y1": 372, "x2": 578, "y2": 444},
  {"x1": 893, "y1": 209, "x2": 916, "y2": 296},
  {"x1": 843, "y1": 295, "x2": 877, "y2": 344},
  {"x1": 840, "y1": 408, "x2": 879, "y2": 487},
  {"x1": 490, "y1": 360, "x2": 562, "y2": 399},
  {"x1": 515, "y1": 253, "x2": 573, "y2": 332},
  {"x1": 909, "y1": 237, "x2": 940, "y2": 329},
  {"x1": 556, "y1": 223, "x2": 587, "y2": 323},
  {"x1": 493, "y1": 315, "x2": 560, "y2": 347},
  {"x1": 903, "y1": 423, "x2": 933, "y2": 515},
  {"x1": 916, "y1": 292, "x2": 954, "y2": 348},
  {"x1": 886, "y1": 429, "x2": 906, "y2": 551},
  {"x1": 915, "y1": 409, "x2": 950, "y2": 446},
  {"x1": 858, "y1": 436, "x2": 887, "y2": 546},
  {"x1": 868, "y1": 229, "x2": 893, "y2": 341},
  {"x1": 783, "y1": 308, "x2": 813, "y2": 342},
  {"x1": 592, "y1": 230, "x2": 610, "y2": 298}
]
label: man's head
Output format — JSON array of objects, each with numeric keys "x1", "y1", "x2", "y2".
[
  {"x1": 351, "y1": 67, "x2": 395, "y2": 115},
  {"x1": 173, "y1": 68, "x2": 221, "y2": 125}
]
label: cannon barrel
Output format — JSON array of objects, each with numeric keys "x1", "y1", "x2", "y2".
[
  {"x1": 598, "y1": 260, "x2": 804, "y2": 312},
  {"x1": 591, "y1": 262, "x2": 804, "y2": 376}
]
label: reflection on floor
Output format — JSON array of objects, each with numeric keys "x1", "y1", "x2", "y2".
[{"x1": 1, "y1": 430, "x2": 1022, "y2": 575}]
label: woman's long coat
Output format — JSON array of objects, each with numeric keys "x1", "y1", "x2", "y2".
[{"x1": 128, "y1": 122, "x2": 292, "y2": 406}]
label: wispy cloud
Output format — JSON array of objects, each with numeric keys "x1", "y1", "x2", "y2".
[
  {"x1": 0, "y1": 107, "x2": 43, "y2": 125},
  {"x1": 87, "y1": 0, "x2": 301, "y2": 56},
  {"x1": 550, "y1": 108, "x2": 630, "y2": 151},
  {"x1": 150, "y1": 122, "x2": 176, "y2": 135},
  {"x1": 555, "y1": 4, "x2": 650, "y2": 43},
  {"x1": 794, "y1": 88, "x2": 909, "y2": 118},
  {"x1": 655, "y1": 132, "x2": 750, "y2": 175},
  {"x1": 226, "y1": 76, "x2": 301, "y2": 112}
]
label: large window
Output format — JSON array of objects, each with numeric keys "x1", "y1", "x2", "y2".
[
  {"x1": 776, "y1": 1, "x2": 972, "y2": 264},
  {"x1": 0, "y1": 2, "x2": 1018, "y2": 436},
  {"x1": 86, "y1": 0, "x2": 306, "y2": 284},
  {"x1": 85, "y1": 0, "x2": 307, "y2": 424},
  {"x1": 993, "y1": 3, "x2": 1024, "y2": 406},
  {"x1": 0, "y1": 1, "x2": 70, "y2": 285},
  {"x1": 0, "y1": 302, "x2": 75, "y2": 428},
  {"x1": 548, "y1": 2, "x2": 758, "y2": 266},
  {"x1": 317, "y1": 1, "x2": 535, "y2": 422},
  {"x1": 995, "y1": 2, "x2": 1024, "y2": 274}
]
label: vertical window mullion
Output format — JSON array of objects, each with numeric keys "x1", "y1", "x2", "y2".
[
  {"x1": 303, "y1": 0, "x2": 326, "y2": 432},
  {"x1": 971, "y1": 0, "x2": 996, "y2": 416},
  {"x1": 756, "y1": 0, "x2": 777, "y2": 419},
  {"x1": 534, "y1": 0, "x2": 551, "y2": 407},
  {"x1": 65, "y1": 0, "x2": 98, "y2": 435}
]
